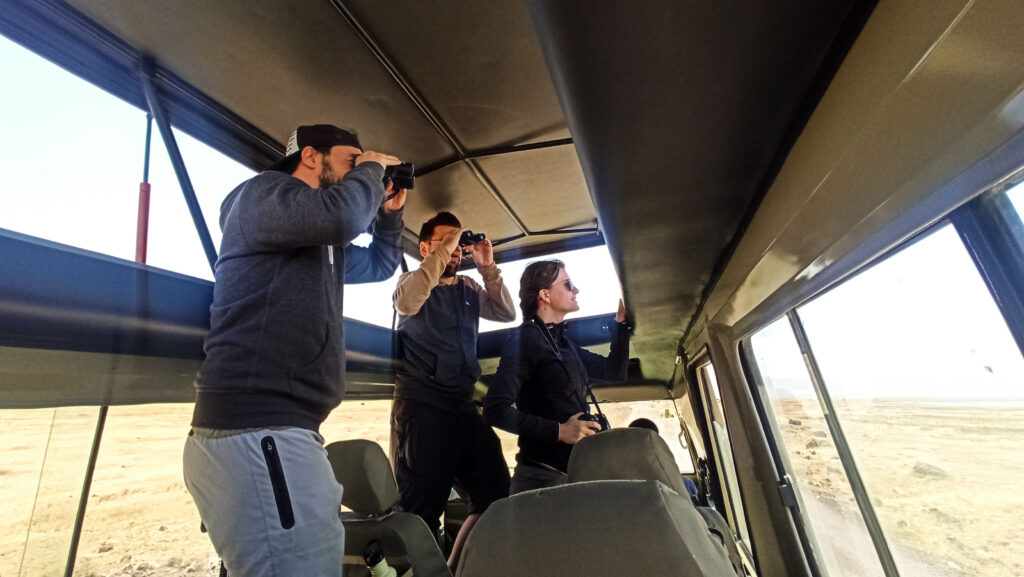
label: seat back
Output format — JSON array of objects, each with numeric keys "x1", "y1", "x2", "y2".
[
  {"x1": 566, "y1": 427, "x2": 688, "y2": 495},
  {"x1": 455, "y1": 480, "x2": 735, "y2": 577},
  {"x1": 566, "y1": 428, "x2": 743, "y2": 576},
  {"x1": 325, "y1": 440, "x2": 451, "y2": 577},
  {"x1": 326, "y1": 439, "x2": 400, "y2": 516}
]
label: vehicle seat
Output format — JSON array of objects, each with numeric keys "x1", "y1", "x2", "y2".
[
  {"x1": 566, "y1": 427, "x2": 689, "y2": 493},
  {"x1": 455, "y1": 480, "x2": 736, "y2": 577},
  {"x1": 325, "y1": 439, "x2": 451, "y2": 577},
  {"x1": 566, "y1": 428, "x2": 744, "y2": 575}
]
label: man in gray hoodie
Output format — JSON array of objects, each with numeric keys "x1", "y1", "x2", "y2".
[{"x1": 184, "y1": 124, "x2": 405, "y2": 577}]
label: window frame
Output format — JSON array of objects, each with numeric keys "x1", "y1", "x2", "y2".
[
  {"x1": 738, "y1": 178, "x2": 1024, "y2": 577},
  {"x1": 686, "y1": 348, "x2": 753, "y2": 549}
]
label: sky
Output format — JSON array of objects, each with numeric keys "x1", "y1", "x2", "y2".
[
  {"x1": 1, "y1": 35, "x2": 1022, "y2": 400},
  {"x1": 750, "y1": 220, "x2": 1024, "y2": 401}
]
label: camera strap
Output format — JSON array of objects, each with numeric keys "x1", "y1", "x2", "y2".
[{"x1": 532, "y1": 317, "x2": 605, "y2": 417}]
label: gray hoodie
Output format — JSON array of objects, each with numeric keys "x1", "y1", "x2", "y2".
[{"x1": 192, "y1": 163, "x2": 402, "y2": 431}]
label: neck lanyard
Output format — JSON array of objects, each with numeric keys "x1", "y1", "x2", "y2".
[{"x1": 531, "y1": 317, "x2": 607, "y2": 420}]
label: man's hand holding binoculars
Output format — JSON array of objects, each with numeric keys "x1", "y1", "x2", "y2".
[
  {"x1": 466, "y1": 236, "x2": 493, "y2": 268},
  {"x1": 381, "y1": 184, "x2": 406, "y2": 213},
  {"x1": 353, "y1": 152, "x2": 407, "y2": 214}
]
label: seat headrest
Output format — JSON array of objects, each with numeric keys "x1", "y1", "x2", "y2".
[
  {"x1": 456, "y1": 480, "x2": 734, "y2": 577},
  {"x1": 566, "y1": 428, "x2": 688, "y2": 496},
  {"x1": 325, "y1": 439, "x2": 400, "y2": 516}
]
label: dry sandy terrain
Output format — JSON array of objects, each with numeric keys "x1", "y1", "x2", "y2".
[
  {"x1": 2, "y1": 398, "x2": 1021, "y2": 576},
  {"x1": 772, "y1": 398, "x2": 1024, "y2": 577}
]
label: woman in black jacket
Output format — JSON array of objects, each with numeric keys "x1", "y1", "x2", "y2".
[{"x1": 483, "y1": 259, "x2": 630, "y2": 494}]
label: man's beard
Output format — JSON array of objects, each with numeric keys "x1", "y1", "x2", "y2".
[
  {"x1": 441, "y1": 261, "x2": 459, "y2": 278},
  {"x1": 318, "y1": 157, "x2": 341, "y2": 187}
]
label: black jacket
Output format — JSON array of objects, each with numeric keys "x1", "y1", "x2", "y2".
[
  {"x1": 394, "y1": 278, "x2": 482, "y2": 413},
  {"x1": 483, "y1": 318, "x2": 630, "y2": 473}
]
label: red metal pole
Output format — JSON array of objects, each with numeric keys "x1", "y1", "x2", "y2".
[
  {"x1": 136, "y1": 181, "x2": 151, "y2": 263},
  {"x1": 136, "y1": 113, "x2": 153, "y2": 264}
]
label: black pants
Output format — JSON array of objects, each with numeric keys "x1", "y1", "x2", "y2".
[
  {"x1": 391, "y1": 398, "x2": 510, "y2": 534},
  {"x1": 510, "y1": 461, "x2": 567, "y2": 495}
]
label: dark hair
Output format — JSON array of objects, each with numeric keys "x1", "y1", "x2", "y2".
[
  {"x1": 518, "y1": 260, "x2": 564, "y2": 319},
  {"x1": 628, "y1": 418, "x2": 659, "y2": 433},
  {"x1": 418, "y1": 211, "x2": 462, "y2": 242},
  {"x1": 280, "y1": 145, "x2": 334, "y2": 175}
]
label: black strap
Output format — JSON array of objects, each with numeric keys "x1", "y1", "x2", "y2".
[{"x1": 532, "y1": 317, "x2": 605, "y2": 417}]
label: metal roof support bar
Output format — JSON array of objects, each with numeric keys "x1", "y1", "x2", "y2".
[
  {"x1": 949, "y1": 189, "x2": 1024, "y2": 356},
  {"x1": 417, "y1": 137, "x2": 575, "y2": 177},
  {"x1": 63, "y1": 407, "x2": 108, "y2": 577},
  {"x1": 139, "y1": 56, "x2": 218, "y2": 273},
  {"x1": 787, "y1": 310, "x2": 901, "y2": 577},
  {"x1": 328, "y1": 0, "x2": 530, "y2": 235}
]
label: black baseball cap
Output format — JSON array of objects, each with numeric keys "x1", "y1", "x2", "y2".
[{"x1": 264, "y1": 124, "x2": 362, "y2": 173}]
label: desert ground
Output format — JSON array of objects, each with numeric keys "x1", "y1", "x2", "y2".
[
  {"x1": 2, "y1": 398, "x2": 1021, "y2": 576},
  {"x1": 771, "y1": 397, "x2": 1024, "y2": 577}
]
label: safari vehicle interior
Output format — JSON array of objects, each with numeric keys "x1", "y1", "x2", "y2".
[{"x1": 3, "y1": 0, "x2": 1024, "y2": 576}]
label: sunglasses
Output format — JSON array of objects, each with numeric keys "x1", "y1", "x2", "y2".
[{"x1": 561, "y1": 279, "x2": 577, "y2": 292}]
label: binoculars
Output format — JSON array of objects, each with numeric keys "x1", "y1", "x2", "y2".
[
  {"x1": 383, "y1": 162, "x2": 415, "y2": 190},
  {"x1": 459, "y1": 230, "x2": 486, "y2": 247}
]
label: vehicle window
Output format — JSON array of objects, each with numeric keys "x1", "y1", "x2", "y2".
[
  {"x1": 602, "y1": 399, "x2": 696, "y2": 474},
  {"x1": 351, "y1": 244, "x2": 621, "y2": 330},
  {"x1": 321, "y1": 399, "x2": 395, "y2": 454},
  {"x1": 795, "y1": 223, "x2": 1024, "y2": 577},
  {"x1": 0, "y1": 36, "x2": 253, "y2": 281},
  {"x1": 489, "y1": 400, "x2": 696, "y2": 476},
  {"x1": 1, "y1": 407, "x2": 102, "y2": 577},
  {"x1": 749, "y1": 317, "x2": 887, "y2": 577},
  {"x1": 0, "y1": 38, "x2": 144, "y2": 260},
  {"x1": 1009, "y1": 180, "x2": 1023, "y2": 221},
  {"x1": 342, "y1": 251, "x2": 420, "y2": 327},
  {"x1": 146, "y1": 128, "x2": 255, "y2": 280},
  {"x1": 72, "y1": 405, "x2": 217, "y2": 576},
  {"x1": 695, "y1": 362, "x2": 750, "y2": 545},
  {"x1": 464, "y1": 245, "x2": 621, "y2": 332}
]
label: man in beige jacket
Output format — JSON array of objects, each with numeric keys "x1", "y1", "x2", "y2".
[{"x1": 391, "y1": 211, "x2": 516, "y2": 570}]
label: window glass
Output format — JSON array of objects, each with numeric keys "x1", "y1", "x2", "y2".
[
  {"x1": 603, "y1": 399, "x2": 696, "y2": 474},
  {"x1": 1, "y1": 407, "x2": 100, "y2": 577},
  {"x1": 487, "y1": 400, "x2": 694, "y2": 476},
  {"x1": 0, "y1": 38, "x2": 143, "y2": 260},
  {"x1": 1009, "y1": 179, "x2": 1023, "y2": 221},
  {"x1": 1, "y1": 408, "x2": 54, "y2": 576},
  {"x1": 796, "y1": 224, "x2": 1024, "y2": 577},
  {"x1": 466, "y1": 245, "x2": 621, "y2": 332},
  {"x1": 321, "y1": 399, "x2": 395, "y2": 453},
  {"x1": 0, "y1": 36, "x2": 254, "y2": 282},
  {"x1": 72, "y1": 404, "x2": 217, "y2": 576},
  {"x1": 749, "y1": 317, "x2": 886, "y2": 577},
  {"x1": 696, "y1": 362, "x2": 750, "y2": 545},
  {"x1": 353, "y1": 244, "x2": 622, "y2": 330},
  {"x1": 343, "y1": 249, "x2": 419, "y2": 328},
  {"x1": 145, "y1": 128, "x2": 254, "y2": 280}
]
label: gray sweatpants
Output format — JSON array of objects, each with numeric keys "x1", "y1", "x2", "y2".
[{"x1": 183, "y1": 427, "x2": 344, "y2": 577}]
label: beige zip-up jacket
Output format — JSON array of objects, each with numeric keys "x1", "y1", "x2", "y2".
[{"x1": 393, "y1": 245, "x2": 516, "y2": 321}]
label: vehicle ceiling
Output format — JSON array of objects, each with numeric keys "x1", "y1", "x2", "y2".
[{"x1": 3, "y1": 0, "x2": 872, "y2": 383}]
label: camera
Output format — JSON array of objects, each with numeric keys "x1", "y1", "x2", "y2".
[
  {"x1": 383, "y1": 162, "x2": 415, "y2": 190},
  {"x1": 459, "y1": 230, "x2": 486, "y2": 247},
  {"x1": 579, "y1": 412, "x2": 611, "y2": 431}
]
